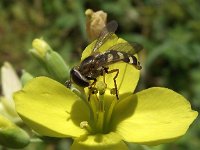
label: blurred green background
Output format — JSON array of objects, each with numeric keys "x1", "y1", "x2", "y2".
[{"x1": 0, "y1": 0, "x2": 199, "y2": 149}]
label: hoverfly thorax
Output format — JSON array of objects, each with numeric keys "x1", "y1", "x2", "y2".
[{"x1": 79, "y1": 55, "x2": 96, "y2": 75}]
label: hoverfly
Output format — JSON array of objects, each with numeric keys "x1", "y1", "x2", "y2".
[{"x1": 67, "y1": 20, "x2": 143, "y2": 100}]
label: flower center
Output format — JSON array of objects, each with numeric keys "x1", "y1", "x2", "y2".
[{"x1": 80, "y1": 81, "x2": 118, "y2": 134}]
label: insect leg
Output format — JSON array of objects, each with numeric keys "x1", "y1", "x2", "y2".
[
  {"x1": 102, "y1": 67, "x2": 109, "y2": 84},
  {"x1": 65, "y1": 80, "x2": 72, "y2": 88},
  {"x1": 105, "y1": 69, "x2": 119, "y2": 100},
  {"x1": 88, "y1": 79, "x2": 97, "y2": 101}
]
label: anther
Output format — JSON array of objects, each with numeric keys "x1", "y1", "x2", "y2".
[
  {"x1": 96, "y1": 81, "x2": 107, "y2": 95},
  {"x1": 80, "y1": 121, "x2": 89, "y2": 129},
  {"x1": 80, "y1": 121, "x2": 92, "y2": 132}
]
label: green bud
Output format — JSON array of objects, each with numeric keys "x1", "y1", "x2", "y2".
[
  {"x1": 32, "y1": 38, "x2": 52, "y2": 58},
  {"x1": 30, "y1": 39, "x2": 70, "y2": 83},
  {"x1": 21, "y1": 70, "x2": 34, "y2": 86},
  {"x1": 45, "y1": 50, "x2": 70, "y2": 83},
  {"x1": 0, "y1": 115, "x2": 30, "y2": 148}
]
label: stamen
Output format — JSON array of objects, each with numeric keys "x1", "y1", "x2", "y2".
[
  {"x1": 88, "y1": 81, "x2": 106, "y2": 132},
  {"x1": 104, "y1": 98, "x2": 117, "y2": 132},
  {"x1": 69, "y1": 84, "x2": 87, "y2": 101},
  {"x1": 96, "y1": 94, "x2": 105, "y2": 132},
  {"x1": 96, "y1": 81, "x2": 107, "y2": 95},
  {"x1": 80, "y1": 121, "x2": 92, "y2": 132}
]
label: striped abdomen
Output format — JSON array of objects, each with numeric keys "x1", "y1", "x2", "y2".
[{"x1": 95, "y1": 50, "x2": 142, "y2": 70}]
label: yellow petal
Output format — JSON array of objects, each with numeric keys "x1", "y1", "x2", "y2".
[
  {"x1": 104, "y1": 63, "x2": 140, "y2": 96},
  {"x1": 71, "y1": 132, "x2": 128, "y2": 150},
  {"x1": 14, "y1": 77, "x2": 89, "y2": 138},
  {"x1": 111, "y1": 87, "x2": 198, "y2": 145}
]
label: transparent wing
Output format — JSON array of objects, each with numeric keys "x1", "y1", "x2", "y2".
[
  {"x1": 92, "y1": 20, "x2": 118, "y2": 52},
  {"x1": 108, "y1": 42, "x2": 143, "y2": 55}
]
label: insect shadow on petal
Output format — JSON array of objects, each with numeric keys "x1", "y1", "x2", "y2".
[{"x1": 66, "y1": 20, "x2": 143, "y2": 100}]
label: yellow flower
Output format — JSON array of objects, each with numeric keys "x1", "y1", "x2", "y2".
[{"x1": 13, "y1": 35, "x2": 198, "y2": 150}]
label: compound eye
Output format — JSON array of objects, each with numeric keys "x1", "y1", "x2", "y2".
[{"x1": 70, "y1": 68, "x2": 90, "y2": 87}]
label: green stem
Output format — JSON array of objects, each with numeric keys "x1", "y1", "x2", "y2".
[{"x1": 30, "y1": 138, "x2": 43, "y2": 143}]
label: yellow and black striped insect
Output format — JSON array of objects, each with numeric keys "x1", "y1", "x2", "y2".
[{"x1": 67, "y1": 21, "x2": 143, "y2": 100}]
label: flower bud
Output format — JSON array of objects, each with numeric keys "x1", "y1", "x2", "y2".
[
  {"x1": 0, "y1": 115, "x2": 30, "y2": 148},
  {"x1": 30, "y1": 39, "x2": 70, "y2": 83},
  {"x1": 85, "y1": 9, "x2": 107, "y2": 41},
  {"x1": 45, "y1": 50, "x2": 70, "y2": 83},
  {"x1": 1, "y1": 62, "x2": 21, "y2": 102},
  {"x1": 32, "y1": 38, "x2": 51, "y2": 58},
  {"x1": 1, "y1": 62, "x2": 21, "y2": 120}
]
